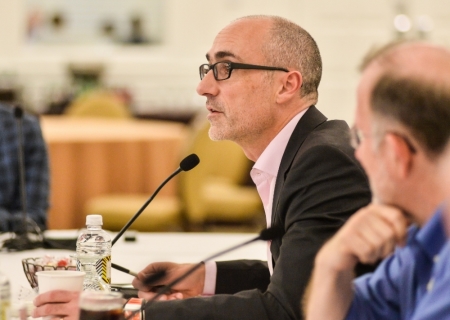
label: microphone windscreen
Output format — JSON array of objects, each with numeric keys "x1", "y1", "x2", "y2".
[
  {"x1": 14, "y1": 106, "x2": 23, "y2": 119},
  {"x1": 259, "y1": 226, "x2": 284, "y2": 241},
  {"x1": 180, "y1": 153, "x2": 200, "y2": 171}
]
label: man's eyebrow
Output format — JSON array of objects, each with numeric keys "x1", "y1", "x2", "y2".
[{"x1": 205, "y1": 51, "x2": 237, "y2": 62}]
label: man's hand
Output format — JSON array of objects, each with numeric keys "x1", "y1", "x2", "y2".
[
  {"x1": 319, "y1": 204, "x2": 409, "y2": 272},
  {"x1": 32, "y1": 290, "x2": 81, "y2": 320},
  {"x1": 305, "y1": 204, "x2": 409, "y2": 320},
  {"x1": 132, "y1": 262, "x2": 206, "y2": 301}
]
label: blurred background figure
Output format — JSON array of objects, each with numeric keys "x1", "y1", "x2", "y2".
[
  {"x1": 99, "y1": 20, "x2": 117, "y2": 44},
  {"x1": 126, "y1": 15, "x2": 149, "y2": 44},
  {"x1": 25, "y1": 7, "x2": 44, "y2": 43},
  {"x1": 0, "y1": 104, "x2": 50, "y2": 233},
  {"x1": 41, "y1": 11, "x2": 69, "y2": 44}
]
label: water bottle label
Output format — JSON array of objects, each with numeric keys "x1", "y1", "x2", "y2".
[
  {"x1": 76, "y1": 259, "x2": 81, "y2": 271},
  {"x1": 95, "y1": 255, "x2": 111, "y2": 284}
]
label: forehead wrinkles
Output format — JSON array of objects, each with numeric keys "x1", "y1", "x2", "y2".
[
  {"x1": 206, "y1": 50, "x2": 241, "y2": 63},
  {"x1": 207, "y1": 39, "x2": 247, "y2": 64}
]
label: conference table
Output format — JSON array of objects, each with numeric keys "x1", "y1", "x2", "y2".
[
  {"x1": 2, "y1": 230, "x2": 266, "y2": 318},
  {"x1": 40, "y1": 116, "x2": 188, "y2": 230}
]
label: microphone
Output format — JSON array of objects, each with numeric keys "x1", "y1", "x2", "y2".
[
  {"x1": 2, "y1": 106, "x2": 44, "y2": 251},
  {"x1": 125, "y1": 226, "x2": 284, "y2": 320},
  {"x1": 111, "y1": 268, "x2": 166, "y2": 299},
  {"x1": 111, "y1": 153, "x2": 200, "y2": 246}
]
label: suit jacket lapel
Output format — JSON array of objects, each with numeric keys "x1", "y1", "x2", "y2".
[{"x1": 271, "y1": 106, "x2": 328, "y2": 226}]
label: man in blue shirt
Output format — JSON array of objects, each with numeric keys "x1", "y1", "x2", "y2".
[
  {"x1": 305, "y1": 42, "x2": 450, "y2": 319},
  {"x1": 0, "y1": 104, "x2": 50, "y2": 233}
]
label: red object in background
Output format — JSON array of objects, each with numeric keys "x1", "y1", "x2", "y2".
[{"x1": 57, "y1": 259, "x2": 68, "y2": 267}]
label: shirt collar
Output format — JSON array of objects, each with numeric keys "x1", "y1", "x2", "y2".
[
  {"x1": 414, "y1": 205, "x2": 447, "y2": 261},
  {"x1": 253, "y1": 108, "x2": 309, "y2": 177}
]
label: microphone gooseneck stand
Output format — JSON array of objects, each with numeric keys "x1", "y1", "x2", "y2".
[
  {"x1": 110, "y1": 154, "x2": 200, "y2": 279},
  {"x1": 124, "y1": 226, "x2": 284, "y2": 320},
  {"x1": 111, "y1": 153, "x2": 200, "y2": 246}
]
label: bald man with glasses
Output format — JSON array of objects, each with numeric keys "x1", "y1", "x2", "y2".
[{"x1": 33, "y1": 15, "x2": 371, "y2": 320}]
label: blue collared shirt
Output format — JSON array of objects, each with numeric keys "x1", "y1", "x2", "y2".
[
  {"x1": 0, "y1": 104, "x2": 49, "y2": 232},
  {"x1": 346, "y1": 208, "x2": 448, "y2": 320},
  {"x1": 412, "y1": 240, "x2": 450, "y2": 319}
]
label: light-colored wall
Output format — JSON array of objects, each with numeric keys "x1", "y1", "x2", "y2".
[
  {"x1": 0, "y1": 0, "x2": 25, "y2": 56},
  {"x1": 0, "y1": 0, "x2": 448, "y2": 124}
]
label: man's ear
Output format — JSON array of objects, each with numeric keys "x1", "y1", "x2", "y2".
[
  {"x1": 276, "y1": 71, "x2": 302, "y2": 104},
  {"x1": 384, "y1": 133, "x2": 415, "y2": 179}
]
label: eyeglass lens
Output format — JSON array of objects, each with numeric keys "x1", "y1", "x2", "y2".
[
  {"x1": 200, "y1": 62, "x2": 231, "y2": 81},
  {"x1": 214, "y1": 62, "x2": 231, "y2": 80}
]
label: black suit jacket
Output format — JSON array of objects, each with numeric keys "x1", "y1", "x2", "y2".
[{"x1": 145, "y1": 106, "x2": 371, "y2": 320}]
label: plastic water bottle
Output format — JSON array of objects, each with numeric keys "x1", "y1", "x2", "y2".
[
  {"x1": 76, "y1": 214, "x2": 111, "y2": 291},
  {"x1": 0, "y1": 269, "x2": 10, "y2": 320}
]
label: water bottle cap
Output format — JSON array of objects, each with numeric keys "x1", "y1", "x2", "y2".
[{"x1": 86, "y1": 214, "x2": 103, "y2": 226}]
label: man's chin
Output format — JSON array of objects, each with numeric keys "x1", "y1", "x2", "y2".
[
  {"x1": 208, "y1": 127, "x2": 228, "y2": 141},
  {"x1": 370, "y1": 192, "x2": 391, "y2": 206}
]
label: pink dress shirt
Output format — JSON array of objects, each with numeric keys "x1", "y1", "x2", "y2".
[{"x1": 203, "y1": 108, "x2": 308, "y2": 295}]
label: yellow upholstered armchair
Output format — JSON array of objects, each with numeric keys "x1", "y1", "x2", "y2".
[
  {"x1": 64, "y1": 90, "x2": 132, "y2": 119},
  {"x1": 179, "y1": 119, "x2": 263, "y2": 228},
  {"x1": 84, "y1": 116, "x2": 263, "y2": 231},
  {"x1": 85, "y1": 194, "x2": 181, "y2": 232}
]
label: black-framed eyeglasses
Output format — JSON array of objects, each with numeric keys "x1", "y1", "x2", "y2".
[
  {"x1": 350, "y1": 127, "x2": 417, "y2": 154},
  {"x1": 199, "y1": 61, "x2": 289, "y2": 81}
]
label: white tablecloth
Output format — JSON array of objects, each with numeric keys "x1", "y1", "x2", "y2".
[{"x1": 1, "y1": 230, "x2": 266, "y2": 303}]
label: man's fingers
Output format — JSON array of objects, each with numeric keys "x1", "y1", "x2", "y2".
[
  {"x1": 342, "y1": 205, "x2": 408, "y2": 264},
  {"x1": 375, "y1": 206, "x2": 409, "y2": 245},
  {"x1": 138, "y1": 290, "x2": 169, "y2": 301},
  {"x1": 32, "y1": 302, "x2": 66, "y2": 318},
  {"x1": 33, "y1": 290, "x2": 78, "y2": 306},
  {"x1": 133, "y1": 262, "x2": 179, "y2": 290},
  {"x1": 167, "y1": 292, "x2": 183, "y2": 300},
  {"x1": 356, "y1": 217, "x2": 399, "y2": 257},
  {"x1": 355, "y1": 204, "x2": 408, "y2": 246},
  {"x1": 32, "y1": 291, "x2": 80, "y2": 320},
  {"x1": 346, "y1": 232, "x2": 382, "y2": 265},
  {"x1": 317, "y1": 204, "x2": 410, "y2": 273},
  {"x1": 138, "y1": 262, "x2": 176, "y2": 277}
]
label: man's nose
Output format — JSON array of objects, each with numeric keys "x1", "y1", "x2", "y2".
[{"x1": 196, "y1": 71, "x2": 218, "y2": 97}]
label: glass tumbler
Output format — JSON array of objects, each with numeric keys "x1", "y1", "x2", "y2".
[{"x1": 79, "y1": 291, "x2": 124, "y2": 320}]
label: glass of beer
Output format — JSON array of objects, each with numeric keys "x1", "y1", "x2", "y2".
[{"x1": 79, "y1": 291, "x2": 124, "y2": 320}]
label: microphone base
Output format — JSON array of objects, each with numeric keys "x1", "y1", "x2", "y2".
[{"x1": 2, "y1": 233, "x2": 43, "y2": 251}]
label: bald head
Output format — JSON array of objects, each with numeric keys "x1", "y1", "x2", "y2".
[
  {"x1": 232, "y1": 15, "x2": 322, "y2": 101},
  {"x1": 361, "y1": 42, "x2": 450, "y2": 157},
  {"x1": 363, "y1": 41, "x2": 450, "y2": 82}
]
